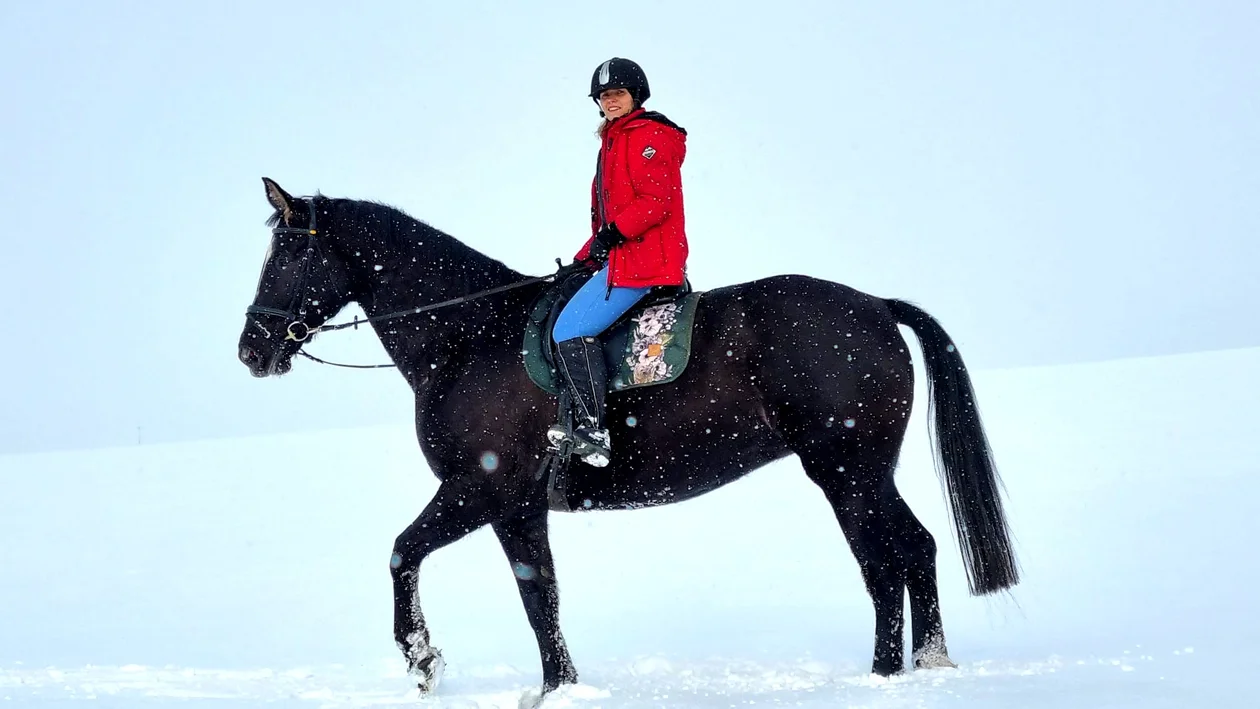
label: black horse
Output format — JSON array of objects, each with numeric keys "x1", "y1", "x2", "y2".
[{"x1": 238, "y1": 178, "x2": 1019, "y2": 695}]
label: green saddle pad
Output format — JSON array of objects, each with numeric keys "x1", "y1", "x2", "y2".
[{"x1": 522, "y1": 279, "x2": 703, "y2": 396}]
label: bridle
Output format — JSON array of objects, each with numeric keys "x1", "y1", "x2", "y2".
[
  {"x1": 244, "y1": 197, "x2": 561, "y2": 369},
  {"x1": 245, "y1": 198, "x2": 324, "y2": 344}
]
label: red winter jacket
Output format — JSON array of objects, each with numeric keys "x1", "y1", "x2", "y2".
[{"x1": 574, "y1": 108, "x2": 688, "y2": 288}]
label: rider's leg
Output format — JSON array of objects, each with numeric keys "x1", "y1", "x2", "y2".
[{"x1": 550, "y1": 266, "x2": 651, "y2": 466}]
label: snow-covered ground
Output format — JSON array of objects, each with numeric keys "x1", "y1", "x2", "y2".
[{"x1": 2, "y1": 345, "x2": 1255, "y2": 707}]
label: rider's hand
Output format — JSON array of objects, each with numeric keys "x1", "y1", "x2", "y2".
[
  {"x1": 587, "y1": 222, "x2": 626, "y2": 263},
  {"x1": 553, "y1": 258, "x2": 599, "y2": 282}
]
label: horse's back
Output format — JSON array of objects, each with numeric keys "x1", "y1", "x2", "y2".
[
  {"x1": 693, "y1": 273, "x2": 899, "y2": 342},
  {"x1": 690, "y1": 273, "x2": 914, "y2": 432}
]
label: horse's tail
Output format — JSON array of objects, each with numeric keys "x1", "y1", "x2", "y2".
[{"x1": 885, "y1": 298, "x2": 1020, "y2": 596}]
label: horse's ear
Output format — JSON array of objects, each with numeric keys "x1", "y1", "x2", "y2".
[{"x1": 262, "y1": 177, "x2": 295, "y2": 224}]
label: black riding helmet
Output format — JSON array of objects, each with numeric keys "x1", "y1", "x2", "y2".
[{"x1": 589, "y1": 57, "x2": 651, "y2": 110}]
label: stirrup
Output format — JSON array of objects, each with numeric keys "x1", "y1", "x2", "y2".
[
  {"x1": 572, "y1": 427, "x2": 611, "y2": 467},
  {"x1": 546, "y1": 425, "x2": 610, "y2": 467}
]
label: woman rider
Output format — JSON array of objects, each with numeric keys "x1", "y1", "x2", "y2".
[{"x1": 549, "y1": 57, "x2": 689, "y2": 467}]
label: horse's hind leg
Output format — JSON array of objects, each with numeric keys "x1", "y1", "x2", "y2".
[
  {"x1": 884, "y1": 492, "x2": 956, "y2": 668},
  {"x1": 796, "y1": 438, "x2": 909, "y2": 676}
]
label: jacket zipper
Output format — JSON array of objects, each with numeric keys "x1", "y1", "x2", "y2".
[{"x1": 598, "y1": 130, "x2": 614, "y2": 300}]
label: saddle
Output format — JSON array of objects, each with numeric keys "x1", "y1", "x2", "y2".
[
  {"x1": 523, "y1": 270, "x2": 703, "y2": 512},
  {"x1": 522, "y1": 271, "x2": 703, "y2": 397}
]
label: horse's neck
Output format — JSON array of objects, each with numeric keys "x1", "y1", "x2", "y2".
[
  {"x1": 362, "y1": 278, "x2": 524, "y2": 391},
  {"x1": 338, "y1": 211, "x2": 525, "y2": 384}
]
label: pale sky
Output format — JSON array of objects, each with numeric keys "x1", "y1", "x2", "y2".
[{"x1": 1, "y1": 0, "x2": 1256, "y2": 454}]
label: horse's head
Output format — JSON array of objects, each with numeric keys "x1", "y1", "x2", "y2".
[{"x1": 238, "y1": 178, "x2": 356, "y2": 377}]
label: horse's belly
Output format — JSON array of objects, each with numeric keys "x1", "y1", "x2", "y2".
[{"x1": 566, "y1": 431, "x2": 792, "y2": 511}]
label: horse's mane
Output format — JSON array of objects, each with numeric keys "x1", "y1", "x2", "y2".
[
  {"x1": 263, "y1": 193, "x2": 441, "y2": 249},
  {"x1": 263, "y1": 192, "x2": 528, "y2": 294}
]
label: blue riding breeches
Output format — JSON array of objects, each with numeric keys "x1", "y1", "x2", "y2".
[{"x1": 552, "y1": 266, "x2": 651, "y2": 343}]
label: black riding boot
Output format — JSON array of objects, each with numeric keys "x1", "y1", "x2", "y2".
[{"x1": 549, "y1": 335, "x2": 612, "y2": 467}]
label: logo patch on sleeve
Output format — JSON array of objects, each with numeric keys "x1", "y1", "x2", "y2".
[{"x1": 642, "y1": 146, "x2": 656, "y2": 159}]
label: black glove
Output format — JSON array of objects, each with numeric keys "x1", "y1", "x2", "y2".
[
  {"x1": 552, "y1": 257, "x2": 599, "y2": 282},
  {"x1": 587, "y1": 222, "x2": 626, "y2": 264}
]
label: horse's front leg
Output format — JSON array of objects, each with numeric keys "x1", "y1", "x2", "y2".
[
  {"x1": 493, "y1": 513, "x2": 577, "y2": 692},
  {"x1": 390, "y1": 478, "x2": 499, "y2": 692}
]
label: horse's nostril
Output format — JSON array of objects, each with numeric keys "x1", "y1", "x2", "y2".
[{"x1": 239, "y1": 345, "x2": 257, "y2": 365}]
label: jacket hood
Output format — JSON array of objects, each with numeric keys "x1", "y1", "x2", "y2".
[{"x1": 609, "y1": 108, "x2": 688, "y2": 137}]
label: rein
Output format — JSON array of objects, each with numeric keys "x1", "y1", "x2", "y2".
[
  {"x1": 245, "y1": 198, "x2": 565, "y2": 370},
  {"x1": 293, "y1": 275, "x2": 553, "y2": 370}
]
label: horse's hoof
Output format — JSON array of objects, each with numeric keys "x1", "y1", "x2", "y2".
[
  {"x1": 913, "y1": 639, "x2": 958, "y2": 670},
  {"x1": 518, "y1": 675, "x2": 587, "y2": 709},
  {"x1": 412, "y1": 648, "x2": 446, "y2": 693},
  {"x1": 518, "y1": 686, "x2": 547, "y2": 709},
  {"x1": 915, "y1": 655, "x2": 958, "y2": 670}
]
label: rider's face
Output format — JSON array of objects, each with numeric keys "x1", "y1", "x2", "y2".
[{"x1": 600, "y1": 88, "x2": 633, "y2": 119}]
